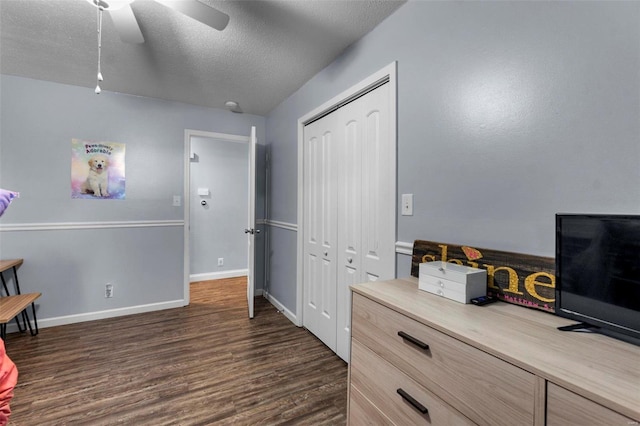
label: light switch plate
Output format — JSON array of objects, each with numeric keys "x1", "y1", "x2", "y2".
[
  {"x1": 402, "y1": 194, "x2": 413, "y2": 216},
  {"x1": 173, "y1": 195, "x2": 181, "y2": 206}
]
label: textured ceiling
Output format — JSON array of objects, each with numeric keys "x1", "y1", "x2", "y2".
[{"x1": 0, "y1": 0, "x2": 404, "y2": 116}]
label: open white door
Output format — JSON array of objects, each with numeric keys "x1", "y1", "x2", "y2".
[{"x1": 245, "y1": 126, "x2": 257, "y2": 319}]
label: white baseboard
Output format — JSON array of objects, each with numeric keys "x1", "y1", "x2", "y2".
[
  {"x1": 263, "y1": 290, "x2": 298, "y2": 326},
  {"x1": 5, "y1": 299, "x2": 186, "y2": 333},
  {"x1": 8, "y1": 289, "x2": 269, "y2": 334},
  {"x1": 190, "y1": 269, "x2": 248, "y2": 282}
]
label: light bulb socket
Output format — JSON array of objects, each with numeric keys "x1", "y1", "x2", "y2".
[
  {"x1": 97, "y1": 72, "x2": 104, "y2": 81},
  {"x1": 95, "y1": 85, "x2": 102, "y2": 94}
]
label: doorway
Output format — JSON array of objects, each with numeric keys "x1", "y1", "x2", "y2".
[
  {"x1": 183, "y1": 128, "x2": 262, "y2": 318},
  {"x1": 189, "y1": 135, "x2": 248, "y2": 281}
]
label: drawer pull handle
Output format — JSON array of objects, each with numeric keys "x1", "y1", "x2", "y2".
[
  {"x1": 397, "y1": 331, "x2": 430, "y2": 351},
  {"x1": 397, "y1": 388, "x2": 429, "y2": 415}
]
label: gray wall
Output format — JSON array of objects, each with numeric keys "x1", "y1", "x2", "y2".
[
  {"x1": 190, "y1": 136, "x2": 248, "y2": 275},
  {"x1": 265, "y1": 1, "x2": 640, "y2": 315},
  {"x1": 0, "y1": 75, "x2": 265, "y2": 325}
]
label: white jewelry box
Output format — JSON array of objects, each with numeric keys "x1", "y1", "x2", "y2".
[{"x1": 419, "y1": 261, "x2": 487, "y2": 304}]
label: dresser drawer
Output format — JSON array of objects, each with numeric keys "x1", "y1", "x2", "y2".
[
  {"x1": 419, "y1": 274, "x2": 468, "y2": 292},
  {"x1": 352, "y1": 293, "x2": 536, "y2": 426},
  {"x1": 547, "y1": 383, "x2": 638, "y2": 425},
  {"x1": 419, "y1": 281, "x2": 468, "y2": 304},
  {"x1": 350, "y1": 339, "x2": 474, "y2": 425},
  {"x1": 349, "y1": 386, "x2": 394, "y2": 425}
]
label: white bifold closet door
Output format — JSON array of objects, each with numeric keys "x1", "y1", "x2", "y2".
[{"x1": 303, "y1": 82, "x2": 395, "y2": 362}]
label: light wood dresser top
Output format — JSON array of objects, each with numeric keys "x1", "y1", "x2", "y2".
[{"x1": 351, "y1": 277, "x2": 640, "y2": 420}]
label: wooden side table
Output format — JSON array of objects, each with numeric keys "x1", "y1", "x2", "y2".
[{"x1": 0, "y1": 259, "x2": 40, "y2": 339}]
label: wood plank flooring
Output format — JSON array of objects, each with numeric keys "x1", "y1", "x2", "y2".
[{"x1": 4, "y1": 278, "x2": 348, "y2": 425}]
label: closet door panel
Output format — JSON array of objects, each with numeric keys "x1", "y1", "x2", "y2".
[
  {"x1": 303, "y1": 121, "x2": 337, "y2": 349},
  {"x1": 336, "y1": 262, "x2": 358, "y2": 360},
  {"x1": 360, "y1": 83, "x2": 394, "y2": 281},
  {"x1": 336, "y1": 113, "x2": 363, "y2": 362}
]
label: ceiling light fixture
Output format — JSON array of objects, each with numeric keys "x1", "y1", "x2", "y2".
[{"x1": 225, "y1": 101, "x2": 243, "y2": 113}]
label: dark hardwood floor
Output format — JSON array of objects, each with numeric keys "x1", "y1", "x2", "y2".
[{"x1": 4, "y1": 278, "x2": 348, "y2": 425}]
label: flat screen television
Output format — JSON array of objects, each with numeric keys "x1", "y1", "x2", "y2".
[{"x1": 555, "y1": 214, "x2": 640, "y2": 345}]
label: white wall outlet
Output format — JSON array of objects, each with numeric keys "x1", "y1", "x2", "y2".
[
  {"x1": 218, "y1": 258, "x2": 224, "y2": 266},
  {"x1": 173, "y1": 195, "x2": 181, "y2": 206},
  {"x1": 105, "y1": 283, "x2": 114, "y2": 298},
  {"x1": 402, "y1": 193, "x2": 413, "y2": 216}
]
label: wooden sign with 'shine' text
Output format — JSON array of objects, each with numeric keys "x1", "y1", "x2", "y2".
[{"x1": 411, "y1": 240, "x2": 556, "y2": 312}]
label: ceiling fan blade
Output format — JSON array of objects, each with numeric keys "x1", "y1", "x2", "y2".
[
  {"x1": 108, "y1": 3, "x2": 145, "y2": 44},
  {"x1": 155, "y1": 0, "x2": 229, "y2": 31}
]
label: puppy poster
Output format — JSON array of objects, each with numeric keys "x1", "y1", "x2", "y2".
[{"x1": 71, "y1": 139, "x2": 125, "y2": 199}]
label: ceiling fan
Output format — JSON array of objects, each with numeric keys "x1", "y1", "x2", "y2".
[
  {"x1": 87, "y1": 0, "x2": 230, "y2": 44},
  {"x1": 87, "y1": 0, "x2": 228, "y2": 93}
]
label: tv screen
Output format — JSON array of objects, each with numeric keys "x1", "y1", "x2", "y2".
[{"x1": 555, "y1": 214, "x2": 640, "y2": 345}]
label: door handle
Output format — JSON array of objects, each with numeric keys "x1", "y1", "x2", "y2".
[{"x1": 244, "y1": 228, "x2": 260, "y2": 235}]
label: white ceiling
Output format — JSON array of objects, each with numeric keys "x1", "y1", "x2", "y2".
[{"x1": 0, "y1": 0, "x2": 404, "y2": 116}]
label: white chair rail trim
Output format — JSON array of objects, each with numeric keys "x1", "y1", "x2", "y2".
[
  {"x1": 262, "y1": 218, "x2": 413, "y2": 256},
  {"x1": 265, "y1": 219, "x2": 298, "y2": 232},
  {"x1": 0, "y1": 220, "x2": 184, "y2": 232},
  {"x1": 395, "y1": 241, "x2": 413, "y2": 255}
]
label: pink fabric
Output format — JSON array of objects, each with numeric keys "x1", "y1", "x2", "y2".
[
  {"x1": 0, "y1": 339, "x2": 17, "y2": 425},
  {"x1": 0, "y1": 190, "x2": 21, "y2": 424}
]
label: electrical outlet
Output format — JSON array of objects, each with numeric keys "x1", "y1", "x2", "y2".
[
  {"x1": 218, "y1": 258, "x2": 224, "y2": 266},
  {"x1": 105, "y1": 283, "x2": 114, "y2": 298}
]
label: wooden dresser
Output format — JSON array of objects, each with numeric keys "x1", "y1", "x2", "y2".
[{"x1": 348, "y1": 278, "x2": 640, "y2": 425}]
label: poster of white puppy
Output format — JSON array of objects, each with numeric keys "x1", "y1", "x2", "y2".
[{"x1": 71, "y1": 139, "x2": 125, "y2": 199}]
